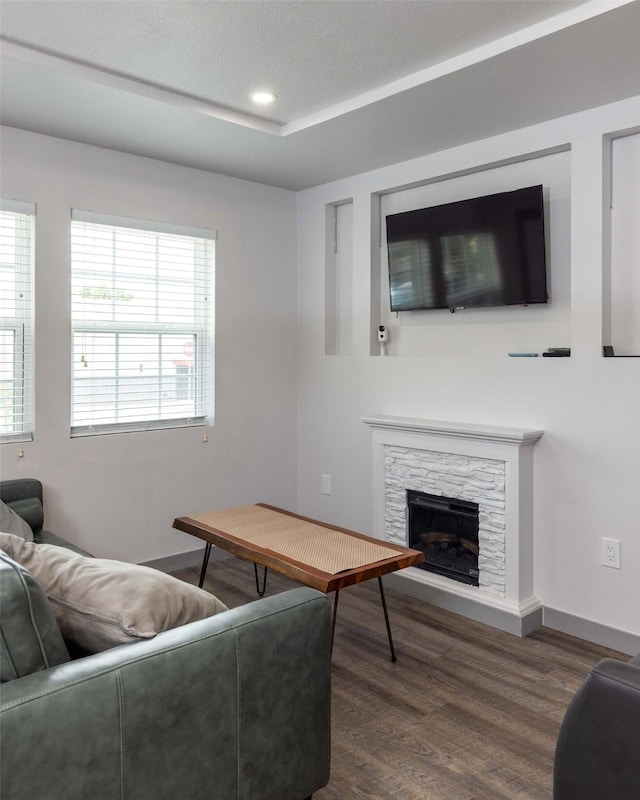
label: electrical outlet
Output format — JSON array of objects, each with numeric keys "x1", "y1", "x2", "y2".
[
  {"x1": 321, "y1": 474, "x2": 331, "y2": 496},
  {"x1": 601, "y1": 537, "x2": 621, "y2": 569}
]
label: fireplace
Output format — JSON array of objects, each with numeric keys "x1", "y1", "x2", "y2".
[
  {"x1": 363, "y1": 416, "x2": 544, "y2": 636},
  {"x1": 407, "y1": 490, "x2": 480, "y2": 586}
]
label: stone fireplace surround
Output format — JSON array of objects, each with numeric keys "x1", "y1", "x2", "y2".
[{"x1": 363, "y1": 415, "x2": 544, "y2": 636}]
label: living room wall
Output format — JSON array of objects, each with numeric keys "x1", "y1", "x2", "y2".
[
  {"x1": 0, "y1": 127, "x2": 298, "y2": 563},
  {"x1": 296, "y1": 95, "x2": 640, "y2": 647}
]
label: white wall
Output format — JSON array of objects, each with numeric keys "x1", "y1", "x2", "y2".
[
  {"x1": 0, "y1": 127, "x2": 298, "y2": 563},
  {"x1": 296, "y1": 96, "x2": 640, "y2": 640}
]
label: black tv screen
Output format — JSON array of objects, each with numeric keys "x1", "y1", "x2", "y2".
[{"x1": 386, "y1": 185, "x2": 548, "y2": 312}]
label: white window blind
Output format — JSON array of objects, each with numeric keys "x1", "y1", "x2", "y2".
[
  {"x1": 70, "y1": 212, "x2": 215, "y2": 436},
  {"x1": 0, "y1": 201, "x2": 34, "y2": 443}
]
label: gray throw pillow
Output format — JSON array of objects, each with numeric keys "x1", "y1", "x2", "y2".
[
  {"x1": 0, "y1": 550, "x2": 70, "y2": 681},
  {"x1": 0, "y1": 532, "x2": 228, "y2": 653},
  {"x1": 0, "y1": 500, "x2": 34, "y2": 541}
]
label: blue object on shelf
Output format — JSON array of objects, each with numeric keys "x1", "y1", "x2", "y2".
[{"x1": 508, "y1": 352, "x2": 539, "y2": 357}]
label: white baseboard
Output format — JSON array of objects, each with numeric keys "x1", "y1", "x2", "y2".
[
  {"x1": 384, "y1": 569, "x2": 542, "y2": 637},
  {"x1": 543, "y1": 607, "x2": 640, "y2": 656},
  {"x1": 384, "y1": 569, "x2": 639, "y2": 654}
]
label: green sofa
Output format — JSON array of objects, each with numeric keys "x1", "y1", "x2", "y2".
[
  {"x1": 0, "y1": 477, "x2": 92, "y2": 555},
  {"x1": 0, "y1": 479, "x2": 332, "y2": 800}
]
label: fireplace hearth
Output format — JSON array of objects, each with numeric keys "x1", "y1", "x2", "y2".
[{"x1": 407, "y1": 490, "x2": 480, "y2": 587}]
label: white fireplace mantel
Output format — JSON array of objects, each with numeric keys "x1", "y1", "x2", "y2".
[
  {"x1": 363, "y1": 415, "x2": 544, "y2": 636},
  {"x1": 361, "y1": 415, "x2": 544, "y2": 446}
]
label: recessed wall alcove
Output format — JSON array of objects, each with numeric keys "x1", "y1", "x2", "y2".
[
  {"x1": 369, "y1": 147, "x2": 572, "y2": 358},
  {"x1": 324, "y1": 199, "x2": 353, "y2": 356},
  {"x1": 363, "y1": 415, "x2": 544, "y2": 636}
]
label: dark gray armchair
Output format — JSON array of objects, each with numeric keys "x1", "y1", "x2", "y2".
[{"x1": 553, "y1": 651, "x2": 640, "y2": 800}]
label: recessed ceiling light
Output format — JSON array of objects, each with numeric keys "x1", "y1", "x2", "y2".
[{"x1": 251, "y1": 91, "x2": 277, "y2": 105}]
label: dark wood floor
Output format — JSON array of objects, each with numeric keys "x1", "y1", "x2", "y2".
[{"x1": 173, "y1": 557, "x2": 625, "y2": 800}]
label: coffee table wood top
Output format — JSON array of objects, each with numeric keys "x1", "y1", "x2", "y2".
[{"x1": 173, "y1": 503, "x2": 424, "y2": 593}]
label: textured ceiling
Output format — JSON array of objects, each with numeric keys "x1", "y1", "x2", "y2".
[
  {"x1": 1, "y1": 0, "x2": 639, "y2": 189},
  {"x1": 0, "y1": 0, "x2": 588, "y2": 123}
]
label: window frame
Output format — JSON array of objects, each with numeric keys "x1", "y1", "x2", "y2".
[
  {"x1": 0, "y1": 200, "x2": 34, "y2": 444},
  {"x1": 70, "y1": 211, "x2": 215, "y2": 437}
]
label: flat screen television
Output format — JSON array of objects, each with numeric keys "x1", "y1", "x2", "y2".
[{"x1": 385, "y1": 185, "x2": 548, "y2": 312}]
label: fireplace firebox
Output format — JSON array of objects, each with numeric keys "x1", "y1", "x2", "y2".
[{"x1": 407, "y1": 490, "x2": 479, "y2": 586}]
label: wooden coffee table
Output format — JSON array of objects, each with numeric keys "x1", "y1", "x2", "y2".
[{"x1": 173, "y1": 503, "x2": 424, "y2": 661}]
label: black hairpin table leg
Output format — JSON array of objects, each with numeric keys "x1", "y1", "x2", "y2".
[
  {"x1": 254, "y1": 563, "x2": 268, "y2": 596},
  {"x1": 198, "y1": 542, "x2": 212, "y2": 588},
  {"x1": 330, "y1": 590, "x2": 340, "y2": 654},
  {"x1": 330, "y1": 581, "x2": 396, "y2": 661},
  {"x1": 378, "y1": 577, "x2": 397, "y2": 662}
]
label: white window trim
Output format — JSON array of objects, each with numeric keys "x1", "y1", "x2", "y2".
[
  {"x1": 72, "y1": 209, "x2": 217, "y2": 242},
  {"x1": 0, "y1": 199, "x2": 35, "y2": 444},
  {"x1": 70, "y1": 211, "x2": 215, "y2": 437}
]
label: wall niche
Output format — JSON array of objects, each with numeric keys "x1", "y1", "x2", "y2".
[
  {"x1": 371, "y1": 150, "x2": 572, "y2": 358},
  {"x1": 325, "y1": 199, "x2": 353, "y2": 356}
]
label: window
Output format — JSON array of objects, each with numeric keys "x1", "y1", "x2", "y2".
[
  {"x1": 0, "y1": 201, "x2": 34, "y2": 443},
  {"x1": 70, "y1": 212, "x2": 215, "y2": 436}
]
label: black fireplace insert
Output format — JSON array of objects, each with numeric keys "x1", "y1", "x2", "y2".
[{"x1": 407, "y1": 489, "x2": 479, "y2": 586}]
